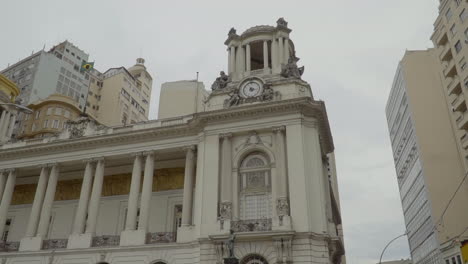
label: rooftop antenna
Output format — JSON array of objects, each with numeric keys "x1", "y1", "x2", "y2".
[
  {"x1": 42, "y1": 44, "x2": 45, "y2": 51},
  {"x1": 196, "y1": 72, "x2": 199, "y2": 82}
]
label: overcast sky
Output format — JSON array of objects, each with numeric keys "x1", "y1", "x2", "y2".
[{"x1": 0, "y1": 1, "x2": 439, "y2": 263}]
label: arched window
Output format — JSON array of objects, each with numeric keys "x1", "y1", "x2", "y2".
[
  {"x1": 239, "y1": 152, "x2": 272, "y2": 220},
  {"x1": 240, "y1": 254, "x2": 269, "y2": 264}
]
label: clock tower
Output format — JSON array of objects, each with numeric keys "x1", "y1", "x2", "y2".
[{"x1": 207, "y1": 18, "x2": 311, "y2": 111}]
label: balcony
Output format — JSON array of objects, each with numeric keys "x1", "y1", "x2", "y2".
[
  {"x1": 440, "y1": 45, "x2": 453, "y2": 62},
  {"x1": 448, "y1": 76, "x2": 462, "y2": 95},
  {"x1": 436, "y1": 29, "x2": 449, "y2": 46},
  {"x1": 461, "y1": 132, "x2": 468, "y2": 149},
  {"x1": 452, "y1": 93, "x2": 467, "y2": 112},
  {"x1": 444, "y1": 60, "x2": 458, "y2": 78},
  {"x1": 456, "y1": 112, "x2": 468, "y2": 130}
]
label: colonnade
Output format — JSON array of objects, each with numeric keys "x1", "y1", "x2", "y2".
[
  {"x1": 227, "y1": 37, "x2": 291, "y2": 77},
  {"x1": 0, "y1": 146, "x2": 197, "y2": 251},
  {"x1": 0, "y1": 109, "x2": 17, "y2": 142}
]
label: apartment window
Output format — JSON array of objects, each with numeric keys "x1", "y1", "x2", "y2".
[
  {"x1": 52, "y1": 120, "x2": 59, "y2": 128},
  {"x1": 66, "y1": 71, "x2": 71, "y2": 77},
  {"x1": 96, "y1": 106, "x2": 99, "y2": 110},
  {"x1": 457, "y1": 255, "x2": 462, "y2": 264},
  {"x1": 71, "y1": 52, "x2": 75, "y2": 57},
  {"x1": 455, "y1": 40, "x2": 463, "y2": 53},
  {"x1": 32, "y1": 123, "x2": 36, "y2": 132},
  {"x1": 455, "y1": 0, "x2": 461, "y2": 6},
  {"x1": 46, "y1": 107, "x2": 53, "y2": 115},
  {"x1": 43, "y1": 119, "x2": 49, "y2": 128},
  {"x1": 60, "y1": 67, "x2": 66, "y2": 74},
  {"x1": 64, "y1": 110, "x2": 70, "y2": 118},
  {"x1": 24, "y1": 114, "x2": 29, "y2": 121},
  {"x1": 88, "y1": 91, "x2": 93, "y2": 96},
  {"x1": 55, "y1": 107, "x2": 62, "y2": 115},
  {"x1": 73, "y1": 65, "x2": 79, "y2": 72},
  {"x1": 460, "y1": 9, "x2": 468, "y2": 22},
  {"x1": 77, "y1": 56, "x2": 81, "y2": 60},
  {"x1": 461, "y1": 62, "x2": 467, "y2": 71},
  {"x1": 465, "y1": 28, "x2": 468, "y2": 39},
  {"x1": 35, "y1": 111, "x2": 41, "y2": 120},
  {"x1": 447, "y1": 8, "x2": 453, "y2": 20},
  {"x1": 65, "y1": 49, "x2": 69, "y2": 53}
]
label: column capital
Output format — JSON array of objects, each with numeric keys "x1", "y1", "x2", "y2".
[
  {"x1": 82, "y1": 158, "x2": 96, "y2": 164},
  {"x1": 182, "y1": 145, "x2": 197, "y2": 152},
  {"x1": 272, "y1": 126, "x2": 286, "y2": 133},
  {"x1": 47, "y1": 162, "x2": 59, "y2": 168},
  {"x1": 3, "y1": 168, "x2": 15, "y2": 174},
  {"x1": 130, "y1": 152, "x2": 144, "y2": 158},
  {"x1": 220, "y1": 133, "x2": 233, "y2": 139},
  {"x1": 142, "y1": 150, "x2": 156, "y2": 158}
]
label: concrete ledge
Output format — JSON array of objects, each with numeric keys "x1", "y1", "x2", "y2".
[
  {"x1": 67, "y1": 233, "x2": 92, "y2": 249},
  {"x1": 119, "y1": 229, "x2": 146, "y2": 246},
  {"x1": 177, "y1": 225, "x2": 194, "y2": 243},
  {"x1": 19, "y1": 236, "x2": 43, "y2": 251}
]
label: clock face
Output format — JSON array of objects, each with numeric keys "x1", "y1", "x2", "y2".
[{"x1": 241, "y1": 81, "x2": 263, "y2": 98}]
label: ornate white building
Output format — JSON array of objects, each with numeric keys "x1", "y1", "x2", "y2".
[{"x1": 0, "y1": 19, "x2": 344, "y2": 264}]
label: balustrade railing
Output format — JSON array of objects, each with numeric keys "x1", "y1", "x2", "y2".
[
  {"x1": 42, "y1": 239, "x2": 68, "y2": 250},
  {"x1": 91, "y1": 235, "x2": 120, "y2": 247},
  {"x1": 231, "y1": 218, "x2": 272, "y2": 232},
  {"x1": 0, "y1": 241, "x2": 19, "y2": 252},
  {"x1": 146, "y1": 232, "x2": 176, "y2": 244}
]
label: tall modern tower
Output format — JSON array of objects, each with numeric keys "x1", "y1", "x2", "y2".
[{"x1": 386, "y1": 50, "x2": 468, "y2": 264}]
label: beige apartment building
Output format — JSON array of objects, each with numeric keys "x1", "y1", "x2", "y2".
[
  {"x1": 386, "y1": 50, "x2": 468, "y2": 264},
  {"x1": 431, "y1": 0, "x2": 468, "y2": 166},
  {"x1": 0, "y1": 74, "x2": 20, "y2": 143},
  {"x1": 17, "y1": 94, "x2": 82, "y2": 140},
  {"x1": 86, "y1": 58, "x2": 153, "y2": 126}
]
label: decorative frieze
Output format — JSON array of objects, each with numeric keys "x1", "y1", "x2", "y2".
[
  {"x1": 276, "y1": 197, "x2": 290, "y2": 216},
  {"x1": 219, "y1": 201, "x2": 232, "y2": 220},
  {"x1": 146, "y1": 232, "x2": 176, "y2": 244},
  {"x1": 231, "y1": 218, "x2": 272, "y2": 232},
  {"x1": 91, "y1": 235, "x2": 120, "y2": 247},
  {"x1": 42, "y1": 239, "x2": 68, "y2": 250},
  {"x1": 0, "y1": 241, "x2": 19, "y2": 252}
]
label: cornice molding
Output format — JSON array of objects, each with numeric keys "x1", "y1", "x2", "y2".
[{"x1": 0, "y1": 97, "x2": 334, "y2": 162}]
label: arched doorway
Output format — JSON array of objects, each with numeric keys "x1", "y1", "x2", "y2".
[{"x1": 240, "y1": 254, "x2": 269, "y2": 264}]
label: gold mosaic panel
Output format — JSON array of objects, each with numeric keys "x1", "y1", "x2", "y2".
[{"x1": 11, "y1": 168, "x2": 185, "y2": 205}]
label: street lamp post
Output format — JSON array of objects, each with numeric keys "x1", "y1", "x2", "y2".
[{"x1": 379, "y1": 232, "x2": 408, "y2": 264}]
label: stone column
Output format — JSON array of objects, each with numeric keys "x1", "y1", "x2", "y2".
[
  {"x1": 236, "y1": 45, "x2": 243, "y2": 77},
  {"x1": 246, "y1": 44, "x2": 251, "y2": 72},
  {"x1": 273, "y1": 126, "x2": 289, "y2": 216},
  {"x1": 220, "y1": 133, "x2": 233, "y2": 219},
  {"x1": 181, "y1": 146, "x2": 196, "y2": 226},
  {"x1": 271, "y1": 39, "x2": 278, "y2": 73},
  {"x1": 278, "y1": 37, "x2": 284, "y2": 66},
  {"x1": 229, "y1": 46, "x2": 236, "y2": 74},
  {"x1": 263, "y1": 40, "x2": 269, "y2": 69},
  {"x1": 72, "y1": 160, "x2": 95, "y2": 235},
  {"x1": 0, "y1": 112, "x2": 10, "y2": 140},
  {"x1": 85, "y1": 158, "x2": 104, "y2": 234},
  {"x1": 0, "y1": 170, "x2": 7, "y2": 202},
  {"x1": 25, "y1": 166, "x2": 49, "y2": 237},
  {"x1": 138, "y1": 151, "x2": 154, "y2": 231},
  {"x1": 0, "y1": 111, "x2": 8, "y2": 140},
  {"x1": 37, "y1": 164, "x2": 59, "y2": 237},
  {"x1": 227, "y1": 48, "x2": 232, "y2": 74},
  {"x1": 125, "y1": 153, "x2": 143, "y2": 231},
  {"x1": 284, "y1": 38, "x2": 290, "y2": 63},
  {"x1": 6, "y1": 113, "x2": 16, "y2": 139},
  {"x1": 0, "y1": 169, "x2": 16, "y2": 237}
]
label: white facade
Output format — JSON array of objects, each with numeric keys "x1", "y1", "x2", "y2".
[{"x1": 0, "y1": 19, "x2": 344, "y2": 264}]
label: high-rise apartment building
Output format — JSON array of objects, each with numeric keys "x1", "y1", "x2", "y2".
[
  {"x1": 1, "y1": 41, "x2": 90, "y2": 109},
  {"x1": 431, "y1": 0, "x2": 468, "y2": 168},
  {"x1": 386, "y1": 50, "x2": 468, "y2": 264},
  {"x1": 85, "y1": 58, "x2": 153, "y2": 126}
]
